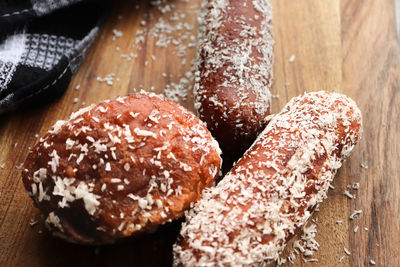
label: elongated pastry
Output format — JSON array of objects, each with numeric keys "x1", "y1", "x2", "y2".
[
  {"x1": 22, "y1": 91, "x2": 221, "y2": 244},
  {"x1": 194, "y1": 0, "x2": 274, "y2": 156},
  {"x1": 174, "y1": 91, "x2": 362, "y2": 266}
]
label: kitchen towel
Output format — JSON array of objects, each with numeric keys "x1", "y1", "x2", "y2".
[{"x1": 0, "y1": 0, "x2": 107, "y2": 115}]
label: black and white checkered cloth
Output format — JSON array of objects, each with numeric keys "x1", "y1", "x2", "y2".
[{"x1": 0, "y1": 0, "x2": 107, "y2": 115}]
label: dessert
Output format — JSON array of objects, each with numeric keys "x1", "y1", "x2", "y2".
[{"x1": 22, "y1": 92, "x2": 222, "y2": 244}]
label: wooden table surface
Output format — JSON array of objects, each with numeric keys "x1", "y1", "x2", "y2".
[{"x1": 1, "y1": 0, "x2": 399, "y2": 266}]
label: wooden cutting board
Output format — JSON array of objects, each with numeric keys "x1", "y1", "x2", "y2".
[{"x1": 0, "y1": 0, "x2": 399, "y2": 266}]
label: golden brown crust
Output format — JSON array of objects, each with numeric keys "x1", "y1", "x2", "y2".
[
  {"x1": 22, "y1": 91, "x2": 221, "y2": 245},
  {"x1": 195, "y1": 0, "x2": 274, "y2": 156},
  {"x1": 174, "y1": 91, "x2": 362, "y2": 266}
]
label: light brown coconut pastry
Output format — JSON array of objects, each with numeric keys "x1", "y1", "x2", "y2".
[{"x1": 174, "y1": 91, "x2": 362, "y2": 266}]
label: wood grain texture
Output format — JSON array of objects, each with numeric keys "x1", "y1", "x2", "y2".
[
  {"x1": 341, "y1": 0, "x2": 400, "y2": 266},
  {"x1": 0, "y1": 0, "x2": 398, "y2": 266}
]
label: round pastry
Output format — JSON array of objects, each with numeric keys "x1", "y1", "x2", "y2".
[{"x1": 22, "y1": 91, "x2": 222, "y2": 245}]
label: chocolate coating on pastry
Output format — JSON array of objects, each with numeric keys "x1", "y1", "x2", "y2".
[
  {"x1": 195, "y1": 0, "x2": 274, "y2": 156},
  {"x1": 174, "y1": 91, "x2": 362, "y2": 266},
  {"x1": 22, "y1": 92, "x2": 222, "y2": 245}
]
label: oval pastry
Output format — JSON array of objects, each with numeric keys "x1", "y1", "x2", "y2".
[
  {"x1": 194, "y1": 0, "x2": 274, "y2": 157},
  {"x1": 22, "y1": 91, "x2": 222, "y2": 244},
  {"x1": 174, "y1": 91, "x2": 362, "y2": 266}
]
